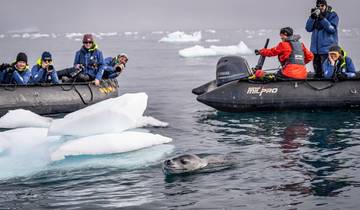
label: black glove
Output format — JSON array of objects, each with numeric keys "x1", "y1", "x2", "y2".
[
  {"x1": 254, "y1": 49, "x2": 260, "y2": 55},
  {"x1": 6, "y1": 67, "x2": 15, "y2": 74},
  {"x1": 310, "y1": 13, "x2": 318, "y2": 19},
  {"x1": 318, "y1": 13, "x2": 324, "y2": 20},
  {"x1": 0, "y1": 63, "x2": 11, "y2": 71}
]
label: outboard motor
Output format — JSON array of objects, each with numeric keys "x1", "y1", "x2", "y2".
[{"x1": 216, "y1": 56, "x2": 253, "y2": 86}]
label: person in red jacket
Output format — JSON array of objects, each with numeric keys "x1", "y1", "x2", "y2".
[{"x1": 255, "y1": 27, "x2": 314, "y2": 79}]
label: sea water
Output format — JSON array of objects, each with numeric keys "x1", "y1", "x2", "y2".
[{"x1": 0, "y1": 28, "x2": 360, "y2": 209}]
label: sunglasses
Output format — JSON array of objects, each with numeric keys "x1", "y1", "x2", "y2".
[
  {"x1": 317, "y1": 4, "x2": 326, "y2": 7},
  {"x1": 43, "y1": 59, "x2": 52, "y2": 63},
  {"x1": 83, "y1": 41, "x2": 93, "y2": 44}
]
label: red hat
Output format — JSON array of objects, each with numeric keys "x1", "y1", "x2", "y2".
[{"x1": 83, "y1": 34, "x2": 94, "y2": 43}]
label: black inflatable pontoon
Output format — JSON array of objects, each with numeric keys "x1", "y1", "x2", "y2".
[
  {"x1": 0, "y1": 79, "x2": 118, "y2": 116},
  {"x1": 192, "y1": 56, "x2": 360, "y2": 112}
]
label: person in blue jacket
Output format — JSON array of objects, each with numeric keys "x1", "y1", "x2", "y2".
[
  {"x1": 322, "y1": 45, "x2": 356, "y2": 80},
  {"x1": 0, "y1": 52, "x2": 31, "y2": 84},
  {"x1": 305, "y1": 0, "x2": 339, "y2": 78},
  {"x1": 58, "y1": 34, "x2": 104, "y2": 86},
  {"x1": 103, "y1": 53, "x2": 128, "y2": 79},
  {"x1": 30, "y1": 51, "x2": 59, "y2": 84}
]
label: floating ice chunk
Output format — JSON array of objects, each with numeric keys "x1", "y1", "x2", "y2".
[
  {"x1": 159, "y1": 31, "x2": 201, "y2": 43},
  {"x1": 0, "y1": 109, "x2": 52, "y2": 129},
  {"x1": 99, "y1": 32, "x2": 118, "y2": 37},
  {"x1": 152, "y1": 31, "x2": 164, "y2": 34},
  {"x1": 205, "y1": 39, "x2": 220, "y2": 43},
  {"x1": 0, "y1": 34, "x2": 4, "y2": 39},
  {"x1": 0, "y1": 128, "x2": 59, "y2": 179},
  {"x1": 206, "y1": 29, "x2": 216, "y2": 34},
  {"x1": 51, "y1": 131, "x2": 172, "y2": 161},
  {"x1": 124, "y1": 32, "x2": 138, "y2": 35},
  {"x1": 65, "y1": 33, "x2": 83, "y2": 39},
  {"x1": 48, "y1": 93, "x2": 148, "y2": 136},
  {"x1": 11, "y1": 34, "x2": 21, "y2": 38},
  {"x1": 136, "y1": 116, "x2": 169, "y2": 127},
  {"x1": 179, "y1": 41, "x2": 252, "y2": 58}
]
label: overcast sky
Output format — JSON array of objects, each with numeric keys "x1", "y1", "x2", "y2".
[{"x1": 0, "y1": 0, "x2": 359, "y2": 33}]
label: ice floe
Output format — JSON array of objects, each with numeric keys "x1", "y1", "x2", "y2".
[
  {"x1": 51, "y1": 131, "x2": 172, "y2": 161},
  {"x1": 178, "y1": 41, "x2": 252, "y2": 58},
  {"x1": 0, "y1": 109, "x2": 52, "y2": 129},
  {"x1": 159, "y1": 31, "x2": 201, "y2": 43},
  {"x1": 0, "y1": 93, "x2": 172, "y2": 179},
  {"x1": 205, "y1": 39, "x2": 220, "y2": 43},
  {"x1": 48, "y1": 93, "x2": 148, "y2": 136}
]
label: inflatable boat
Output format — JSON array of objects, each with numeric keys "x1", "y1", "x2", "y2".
[
  {"x1": 192, "y1": 56, "x2": 360, "y2": 112},
  {"x1": 0, "y1": 79, "x2": 118, "y2": 116}
]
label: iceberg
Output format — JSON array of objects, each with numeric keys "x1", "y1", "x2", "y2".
[
  {"x1": 0, "y1": 109, "x2": 52, "y2": 129},
  {"x1": 159, "y1": 31, "x2": 201, "y2": 43},
  {"x1": 51, "y1": 131, "x2": 172, "y2": 161},
  {"x1": 48, "y1": 93, "x2": 148, "y2": 136},
  {"x1": 179, "y1": 41, "x2": 252, "y2": 58}
]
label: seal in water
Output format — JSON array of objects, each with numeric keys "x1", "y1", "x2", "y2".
[{"x1": 162, "y1": 154, "x2": 233, "y2": 175}]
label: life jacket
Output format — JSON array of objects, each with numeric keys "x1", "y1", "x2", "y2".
[
  {"x1": 283, "y1": 35, "x2": 305, "y2": 66},
  {"x1": 334, "y1": 48, "x2": 347, "y2": 74}
]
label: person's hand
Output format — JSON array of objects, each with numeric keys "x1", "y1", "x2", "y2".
[
  {"x1": 328, "y1": 55, "x2": 335, "y2": 66},
  {"x1": 94, "y1": 79, "x2": 100, "y2": 86},
  {"x1": 254, "y1": 49, "x2": 260, "y2": 55},
  {"x1": 41, "y1": 62, "x2": 49, "y2": 69},
  {"x1": 75, "y1": 64, "x2": 82, "y2": 70}
]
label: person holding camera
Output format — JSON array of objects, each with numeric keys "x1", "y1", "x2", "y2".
[
  {"x1": 305, "y1": 0, "x2": 339, "y2": 78},
  {"x1": 322, "y1": 45, "x2": 356, "y2": 80},
  {"x1": 57, "y1": 34, "x2": 104, "y2": 86},
  {"x1": 0, "y1": 52, "x2": 31, "y2": 84},
  {"x1": 30, "y1": 51, "x2": 59, "y2": 84},
  {"x1": 102, "y1": 53, "x2": 129, "y2": 79}
]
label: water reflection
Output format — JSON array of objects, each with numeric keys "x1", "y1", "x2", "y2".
[{"x1": 195, "y1": 110, "x2": 360, "y2": 198}]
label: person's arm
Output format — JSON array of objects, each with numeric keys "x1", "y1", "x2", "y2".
[
  {"x1": 95, "y1": 51, "x2": 105, "y2": 81},
  {"x1": 73, "y1": 51, "x2": 81, "y2": 68},
  {"x1": 305, "y1": 18, "x2": 315, "y2": 32},
  {"x1": 31, "y1": 65, "x2": 45, "y2": 83},
  {"x1": 343, "y1": 57, "x2": 356, "y2": 78},
  {"x1": 322, "y1": 59, "x2": 335, "y2": 79},
  {"x1": 50, "y1": 68, "x2": 60, "y2": 84},
  {"x1": 259, "y1": 43, "x2": 283, "y2": 57},
  {"x1": 302, "y1": 44, "x2": 314, "y2": 64},
  {"x1": 319, "y1": 12, "x2": 339, "y2": 34}
]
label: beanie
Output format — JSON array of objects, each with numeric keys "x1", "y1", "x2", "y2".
[
  {"x1": 316, "y1": 0, "x2": 327, "y2": 6},
  {"x1": 280, "y1": 27, "x2": 293, "y2": 37},
  {"x1": 329, "y1": 45, "x2": 342, "y2": 53},
  {"x1": 41, "y1": 51, "x2": 52, "y2": 60},
  {"x1": 16, "y1": 52, "x2": 28, "y2": 64},
  {"x1": 83, "y1": 34, "x2": 94, "y2": 43}
]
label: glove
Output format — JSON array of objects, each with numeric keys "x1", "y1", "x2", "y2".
[
  {"x1": 254, "y1": 49, "x2": 260, "y2": 55},
  {"x1": 6, "y1": 67, "x2": 15, "y2": 74},
  {"x1": 0, "y1": 63, "x2": 11, "y2": 71},
  {"x1": 318, "y1": 13, "x2": 324, "y2": 20}
]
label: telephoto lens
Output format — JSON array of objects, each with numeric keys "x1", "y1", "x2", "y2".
[{"x1": 48, "y1": 65, "x2": 54, "y2": 71}]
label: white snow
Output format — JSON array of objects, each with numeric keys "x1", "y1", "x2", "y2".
[
  {"x1": 51, "y1": 131, "x2": 172, "y2": 161},
  {"x1": 0, "y1": 34, "x2": 4, "y2": 39},
  {"x1": 205, "y1": 29, "x2": 216, "y2": 34},
  {"x1": 159, "y1": 31, "x2": 201, "y2": 43},
  {"x1": 0, "y1": 109, "x2": 52, "y2": 129},
  {"x1": 65, "y1": 32, "x2": 83, "y2": 39},
  {"x1": 178, "y1": 41, "x2": 252, "y2": 58}
]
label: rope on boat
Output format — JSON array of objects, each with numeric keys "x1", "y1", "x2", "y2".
[
  {"x1": 303, "y1": 80, "x2": 335, "y2": 91},
  {"x1": 60, "y1": 79, "x2": 94, "y2": 105}
]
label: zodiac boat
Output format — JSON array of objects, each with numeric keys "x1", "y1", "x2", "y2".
[
  {"x1": 0, "y1": 79, "x2": 118, "y2": 116},
  {"x1": 192, "y1": 56, "x2": 360, "y2": 112}
]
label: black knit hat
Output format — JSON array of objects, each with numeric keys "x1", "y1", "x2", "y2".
[
  {"x1": 316, "y1": 0, "x2": 327, "y2": 6},
  {"x1": 329, "y1": 45, "x2": 342, "y2": 53},
  {"x1": 280, "y1": 27, "x2": 293, "y2": 37},
  {"x1": 16, "y1": 52, "x2": 28, "y2": 64}
]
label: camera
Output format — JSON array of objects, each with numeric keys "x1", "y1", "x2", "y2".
[
  {"x1": 311, "y1": 7, "x2": 321, "y2": 18},
  {"x1": 47, "y1": 65, "x2": 54, "y2": 71}
]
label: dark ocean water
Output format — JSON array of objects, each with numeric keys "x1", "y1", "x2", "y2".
[{"x1": 0, "y1": 29, "x2": 360, "y2": 209}]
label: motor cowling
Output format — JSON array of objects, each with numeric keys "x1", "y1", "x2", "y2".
[{"x1": 216, "y1": 56, "x2": 253, "y2": 86}]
